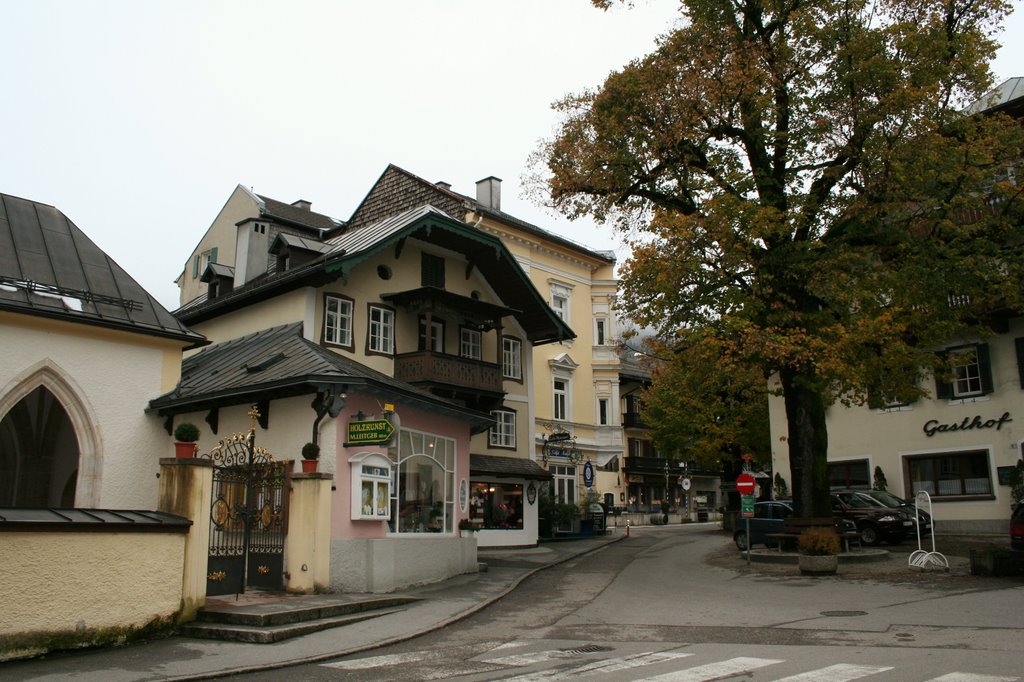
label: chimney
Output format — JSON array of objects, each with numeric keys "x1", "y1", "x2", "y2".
[
  {"x1": 435, "y1": 181, "x2": 452, "y2": 191},
  {"x1": 291, "y1": 199, "x2": 312, "y2": 211},
  {"x1": 475, "y1": 176, "x2": 502, "y2": 211}
]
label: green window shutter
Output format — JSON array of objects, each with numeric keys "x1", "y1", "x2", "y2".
[
  {"x1": 934, "y1": 351, "x2": 953, "y2": 400},
  {"x1": 978, "y1": 343, "x2": 994, "y2": 394},
  {"x1": 210, "y1": 247, "x2": 218, "y2": 264}
]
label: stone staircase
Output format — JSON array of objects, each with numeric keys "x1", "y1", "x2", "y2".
[{"x1": 181, "y1": 592, "x2": 422, "y2": 643}]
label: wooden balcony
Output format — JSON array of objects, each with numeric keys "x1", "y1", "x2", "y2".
[{"x1": 394, "y1": 351, "x2": 503, "y2": 396}]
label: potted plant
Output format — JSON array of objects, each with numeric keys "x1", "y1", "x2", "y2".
[
  {"x1": 301, "y1": 442, "x2": 320, "y2": 473},
  {"x1": 458, "y1": 518, "x2": 478, "y2": 538},
  {"x1": 797, "y1": 526, "x2": 841, "y2": 575},
  {"x1": 173, "y1": 422, "x2": 199, "y2": 458}
]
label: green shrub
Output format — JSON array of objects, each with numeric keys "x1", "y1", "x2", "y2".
[
  {"x1": 173, "y1": 422, "x2": 199, "y2": 442},
  {"x1": 798, "y1": 527, "x2": 840, "y2": 556},
  {"x1": 301, "y1": 442, "x2": 320, "y2": 460}
]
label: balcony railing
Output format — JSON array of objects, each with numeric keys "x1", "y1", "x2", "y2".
[
  {"x1": 394, "y1": 351, "x2": 503, "y2": 394},
  {"x1": 622, "y1": 412, "x2": 648, "y2": 429}
]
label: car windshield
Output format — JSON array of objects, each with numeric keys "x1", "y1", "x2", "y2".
[
  {"x1": 839, "y1": 493, "x2": 876, "y2": 508},
  {"x1": 867, "y1": 491, "x2": 904, "y2": 507}
]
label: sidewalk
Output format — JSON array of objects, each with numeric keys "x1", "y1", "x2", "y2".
[{"x1": 2, "y1": 533, "x2": 624, "y2": 682}]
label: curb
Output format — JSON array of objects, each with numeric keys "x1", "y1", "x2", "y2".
[{"x1": 164, "y1": 534, "x2": 626, "y2": 681}]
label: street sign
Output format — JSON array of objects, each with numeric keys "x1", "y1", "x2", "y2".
[
  {"x1": 741, "y1": 494, "x2": 755, "y2": 518},
  {"x1": 681, "y1": 478, "x2": 691, "y2": 491},
  {"x1": 547, "y1": 432, "x2": 572, "y2": 442},
  {"x1": 736, "y1": 472, "x2": 756, "y2": 496},
  {"x1": 583, "y1": 461, "x2": 594, "y2": 488},
  {"x1": 347, "y1": 418, "x2": 396, "y2": 445}
]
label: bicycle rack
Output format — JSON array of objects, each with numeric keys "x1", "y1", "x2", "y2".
[{"x1": 908, "y1": 490, "x2": 949, "y2": 570}]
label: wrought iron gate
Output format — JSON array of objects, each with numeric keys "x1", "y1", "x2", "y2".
[{"x1": 203, "y1": 421, "x2": 289, "y2": 596}]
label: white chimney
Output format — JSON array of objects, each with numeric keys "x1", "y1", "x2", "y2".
[
  {"x1": 475, "y1": 176, "x2": 502, "y2": 211},
  {"x1": 436, "y1": 181, "x2": 452, "y2": 191},
  {"x1": 291, "y1": 199, "x2": 312, "y2": 211}
]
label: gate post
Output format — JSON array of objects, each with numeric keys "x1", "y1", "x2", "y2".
[
  {"x1": 158, "y1": 457, "x2": 214, "y2": 620},
  {"x1": 285, "y1": 470, "x2": 333, "y2": 593}
]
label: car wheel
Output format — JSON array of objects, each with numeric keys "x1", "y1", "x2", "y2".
[
  {"x1": 860, "y1": 524, "x2": 880, "y2": 546},
  {"x1": 734, "y1": 530, "x2": 750, "y2": 551}
]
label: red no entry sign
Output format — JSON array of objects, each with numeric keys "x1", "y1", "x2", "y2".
[{"x1": 736, "y1": 472, "x2": 756, "y2": 496}]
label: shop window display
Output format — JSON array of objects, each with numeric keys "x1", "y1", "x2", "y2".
[
  {"x1": 390, "y1": 429, "x2": 456, "y2": 534},
  {"x1": 469, "y1": 482, "x2": 524, "y2": 530}
]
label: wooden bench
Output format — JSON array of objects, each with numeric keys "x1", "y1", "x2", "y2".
[{"x1": 766, "y1": 517, "x2": 862, "y2": 552}]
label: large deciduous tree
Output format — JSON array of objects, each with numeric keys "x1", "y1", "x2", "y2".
[{"x1": 541, "y1": 0, "x2": 1024, "y2": 516}]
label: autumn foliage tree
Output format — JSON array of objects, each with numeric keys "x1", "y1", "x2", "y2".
[{"x1": 541, "y1": 0, "x2": 1024, "y2": 516}]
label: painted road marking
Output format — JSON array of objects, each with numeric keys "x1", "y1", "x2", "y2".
[
  {"x1": 773, "y1": 663, "x2": 895, "y2": 681},
  {"x1": 640, "y1": 656, "x2": 784, "y2": 681}
]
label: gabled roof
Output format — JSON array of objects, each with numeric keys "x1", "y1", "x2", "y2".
[
  {"x1": 255, "y1": 193, "x2": 343, "y2": 233},
  {"x1": 148, "y1": 322, "x2": 493, "y2": 431},
  {"x1": 345, "y1": 164, "x2": 616, "y2": 264},
  {"x1": 269, "y1": 232, "x2": 334, "y2": 255},
  {"x1": 323, "y1": 206, "x2": 574, "y2": 344},
  {"x1": 177, "y1": 206, "x2": 574, "y2": 345},
  {"x1": 964, "y1": 77, "x2": 1024, "y2": 117},
  {"x1": 0, "y1": 192, "x2": 205, "y2": 346}
]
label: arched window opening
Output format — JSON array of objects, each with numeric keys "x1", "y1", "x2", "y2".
[{"x1": 0, "y1": 386, "x2": 79, "y2": 506}]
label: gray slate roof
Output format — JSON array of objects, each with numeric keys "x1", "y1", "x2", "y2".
[
  {"x1": 469, "y1": 454, "x2": 552, "y2": 480},
  {"x1": 256, "y1": 194, "x2": 342, "y2": 232},
  {"x1": 0, "y1": 192, "x2": 205, "y2": 346},
  {"x1": 149, "y1": 322, "x2": 494, "y2": 431}
]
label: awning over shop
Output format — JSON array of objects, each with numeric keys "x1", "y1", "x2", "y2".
[{"x1": 470, "y1": 454, "x2": 552, "y2": 481}]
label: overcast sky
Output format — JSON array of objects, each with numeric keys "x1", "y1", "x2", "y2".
[{"x1": 2, "y1": 1, "x2": 1021, "y2": 311}]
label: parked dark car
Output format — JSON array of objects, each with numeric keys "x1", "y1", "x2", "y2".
[
  {"x1": 1011, "y1": 501, "x2": 1024, "y2": 551},
  {"x1": 854, "y1": 489, "x2": 932, "y2": 538},
  {"x1": 831, "y1": 492, "x2": 914, "y2": 545},
  {"x1": 733, "y1": 500, "x2": 856, "y2": 551}
]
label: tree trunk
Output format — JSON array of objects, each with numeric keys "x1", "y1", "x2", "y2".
[{"x1": 780, "y1": 367, "x2": 830, "y2": 518}]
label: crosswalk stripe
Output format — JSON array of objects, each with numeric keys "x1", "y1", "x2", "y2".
[
  {"x1": 321, "y1": 651, "x2": 430, "y2": 670},
  {"x1": 497, "y1": 651, "x2": 696, "y2": 681},
  {"x1": 925, "y1": 671, "x2": 1019, "y2": 675},
  {"x1": 640, "y1": 656, "x2": 784, "y2": 681},
  {"x1": 772, "y1": 663, "x2": 895, "y2": 681}
]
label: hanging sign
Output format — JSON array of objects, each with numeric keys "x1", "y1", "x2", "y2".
[{"x1": 583, "y1": 461, "x2": 595, "y2": 488}]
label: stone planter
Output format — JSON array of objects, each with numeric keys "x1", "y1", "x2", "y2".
[{"x1": 799, "y1": 554, "x2": 838, "y2": 575}]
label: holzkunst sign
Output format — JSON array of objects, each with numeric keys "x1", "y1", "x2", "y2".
[{"x1": 922, "y1": 412, "x2": 1012, "y2": 437}]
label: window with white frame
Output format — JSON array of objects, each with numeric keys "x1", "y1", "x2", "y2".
[
  {"x1": 551, "y1": 464, "x2": 577, "y2": 504},
  {"x1": 553, "y1": 378, "x2": 569, "y2": 421},
  {"x1": 461, "y1": 328, "x2": 482, "y2": 360},
  {"x1": 389, "y1": 429, "x2": 456, "y2": 533},
  {"x1": 368, "y1": 305, "x2": 394, "y2": 355},
  {"x1": 502, "y1": 337, "x2": 522, "y2": 380},
  {"x1": 595, "y1": 318, "x2": 607, "y2": 345},
  {"x1": 936, "y1": 344, "x2": 993, "y2": 400},
  {"x1": 418, "y1": 316, "x2": 444, "y2": 352},
  {"x1": 551, "y1": 293, "x2": 568, "y2": 321},
  {"x1": 489, "y1": 409, "x2": 516, "y2": 448},
  {"x1": 548, "y1": 280, "x2": 572, "y2": 322},
  {"x1": 324, "y1": 294, "x2": 354, "y2": 348},
  {"x1": 952, "y1": 348, "x2": 983, "y2": 397},
  {"x1": 598, "y1": 398, "x2": 609, "y2": 425}
]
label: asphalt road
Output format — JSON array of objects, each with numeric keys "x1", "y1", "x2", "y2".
[{"x1": 240, "y1": 525, "x2": 1024, "y2": 681}]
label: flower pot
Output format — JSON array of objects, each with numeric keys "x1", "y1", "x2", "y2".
[
  {"x1": 174, "y1": 441, "x2": 197, "y2": 459},
  {"x1": 301, "y1": 459, "x2": 318, "y2": 473},
  {"x1": 799, "y1": 554, "x2": 838, "y2": 575}
]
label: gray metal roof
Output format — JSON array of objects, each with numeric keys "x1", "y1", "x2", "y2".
[
  {"x1": 270, "y1": 232, "x2": 334, "y2": 254},
  {"x1": 0, "y1": 192, "x2": 206, "y2": 346},
  {"x1": 0, "y1": 508, "x2": 192, "y2": 532},
  {"x1": 469, "y1": 454, "x2": 552, "y2": 480},
  {"x1": 324, "y1": 204, "x2": 450, "y2": 256},
  {"x1": 149, "y1": 322, "x2": 494, "y2": 431},
  {"x1": 965, "y1": 77, "x2": 1024, "y2": 115}
]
